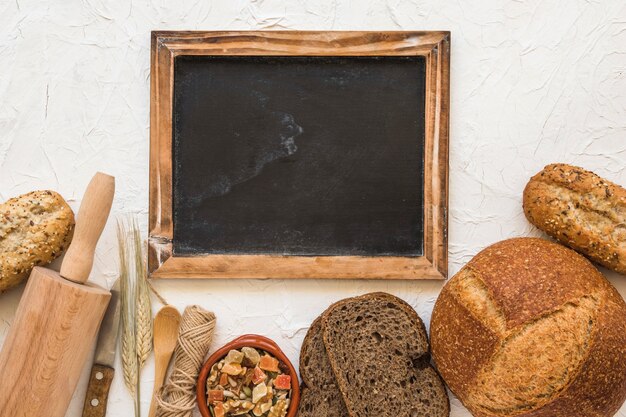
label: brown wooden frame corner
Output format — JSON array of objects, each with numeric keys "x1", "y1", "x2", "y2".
[{"x1": 149, "y1": 31, "x2": 450, "y2": 280}]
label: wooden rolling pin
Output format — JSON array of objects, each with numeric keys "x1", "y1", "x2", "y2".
[{"x1": 0, "y1": 172, "x2": 115, "y2": 417}]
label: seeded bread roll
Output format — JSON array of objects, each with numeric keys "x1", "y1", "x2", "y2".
[
  {"x1": 431, "y1": 238, "x2": 626, "y2": 417},
  {"x1": 0, "y1": 190, "x2": 74, "y2": 292},
  {"x1": 322, "y1": 292, "x2": 449, "y2": 417},
  {"x1": 523, "y1": 163, "x2": 626, "y2": 274}
]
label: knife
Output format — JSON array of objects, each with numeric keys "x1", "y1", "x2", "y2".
[{"x1": 82, "y1": 279, "x2": 121, "y2": 417}]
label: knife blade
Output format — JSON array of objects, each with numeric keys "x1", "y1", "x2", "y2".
[{"x1": 81, "y1": 279, "x2": 121, "y2": 417}]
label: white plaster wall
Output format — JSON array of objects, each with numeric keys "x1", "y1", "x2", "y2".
[{"x1": 1, "y1": 0, "x2": 625, "y2": 416}]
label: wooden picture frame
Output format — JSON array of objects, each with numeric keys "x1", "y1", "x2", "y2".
[{"x1": 149, "y1": 31, "x2": 450, "y2": 280}]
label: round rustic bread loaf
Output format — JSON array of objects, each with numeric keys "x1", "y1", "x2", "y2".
[
  {"x1": 0, "y1": 190, "x2": 74, "y2": 292},
  {"x1": 431, "y1": 237, "x2": 626, "y2": 417}
]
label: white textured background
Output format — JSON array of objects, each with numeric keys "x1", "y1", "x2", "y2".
[{"x1": 1, "y1": 0, "x2": 626, "y2": 416}]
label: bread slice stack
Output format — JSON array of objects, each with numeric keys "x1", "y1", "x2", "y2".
[{"x1": 297, "y1": 292, "x2": 449, "y2": 417}]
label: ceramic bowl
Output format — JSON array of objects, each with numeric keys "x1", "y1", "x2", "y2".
[{"x1": 197, "y1": 334, "x2": 300, "y2": 417}]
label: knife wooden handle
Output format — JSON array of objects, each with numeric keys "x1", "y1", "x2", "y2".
[{"x1": 82, "y1": 364, "x2": 115, "y2": 417}]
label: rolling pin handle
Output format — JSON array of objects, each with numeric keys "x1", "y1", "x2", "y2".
[{"x1": 60, "y1": 172, "x2": 115, "y2": 284}]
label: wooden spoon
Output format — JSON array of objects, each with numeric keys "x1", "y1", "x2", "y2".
[{"x1": 148, "y1": 305, "x2": 182, "y2": 417}]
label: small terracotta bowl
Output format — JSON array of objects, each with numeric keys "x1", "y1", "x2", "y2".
[{"x1": 197, "y1": 334, "x2": 301, "y2": 417}]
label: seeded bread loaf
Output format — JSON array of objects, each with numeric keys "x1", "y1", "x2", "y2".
[
  {"x1": 322, "y1": 292, "x2": 450, "y2": 417},
  {"x1": 523, "y1": 163, "x2": 626, "y2": 274},
  {"x1": 431, "y1": 238, "x2": 626, "y2": 417},
  {"x1": 0, "y1": 190, "x2": 74, "y2": 292},
  {"x1": 297, "y1": 317, "x2": 349, "y2": 417}
]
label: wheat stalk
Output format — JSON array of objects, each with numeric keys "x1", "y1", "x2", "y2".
[
  {"x1": 118, "y1": 216, "x2": 154, "y2": 417},
  {"x1": 133, "y1": 218, "x2": 153, "y2": 368},
  {"x1": 118, "y1": 220, "x2": 138, "y2": 398}
]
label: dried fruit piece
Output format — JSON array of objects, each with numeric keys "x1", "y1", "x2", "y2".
[
  {"x1": 259, "y1": 355, "x2": 279, "y2": 372},
  {"x1": 242, "y1": 347, "x2": 261, "y2": 365},
  {"x1": 252, "y1": 382, "x2": 268, "y2": 403},
  {"x1": 219, "y1": 372, "x2": 229, "y2": 386},
  {"x1": 224, "y1": 349, "x2": 244, "y2": 364},
  {"x1": 222, "y1": 363, "x2": 243, "y2": 376},
  {"x1": 208, "y1": 390, "x2": 224, "y2": 404},
  {"x1": 214, "y1": 402, "x2": 225, "y2": 417},
  {"x1": 243, "y1": 368, "x2": 255, "y2": 385},
  {"x1": 274, "y1": 374, "x2": 291, "y2": 390},
  {"x1": 252, "y1": 366, "x2": 267, "y2": 385}
]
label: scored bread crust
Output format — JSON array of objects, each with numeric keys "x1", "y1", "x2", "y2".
[
  {"x1": 523, "y1": 163, "x2": 626, "y2": 274},
  {"x1": 431, "y1": 238, "x2": 626, "y2": 417},
  {"x1": 0, "y1": 190, "x2": 74, "y2": 292},
  {"x1": 430, "y1": 284, "x2": 500, "y2": 400},
  {"x1": 322, "y1": 292, "x2": 450, "y2": 417}
]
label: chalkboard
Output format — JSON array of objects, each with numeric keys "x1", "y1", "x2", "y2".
[
  {"x1": 172, "y1": 55, "x2": 426, "y2": 257},
  {"x1": 149, "y1": 31, "x2": 449, "y2": 279}
]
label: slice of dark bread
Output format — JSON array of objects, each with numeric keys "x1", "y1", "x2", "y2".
[
  {"x1": 300, "y1": 316, "x2": 332, "y2": 387},
  {"x1": 322, "y1": 292, "x2": 450, "y2": 417},
  {"x1": 297, "y1": 316, "x2": 350, "y2": 417},
  {"x1": 297, "y1": 386, "x2": 351, "y2": 417}
]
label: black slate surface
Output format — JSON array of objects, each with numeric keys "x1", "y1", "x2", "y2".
[{"x1": 172, "y1": 55, "x2": 426, "y2": 256}]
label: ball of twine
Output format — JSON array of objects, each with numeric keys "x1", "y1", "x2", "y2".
[{"x1": 155, "y1": 305, "x2": 216, "y2": 417}]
